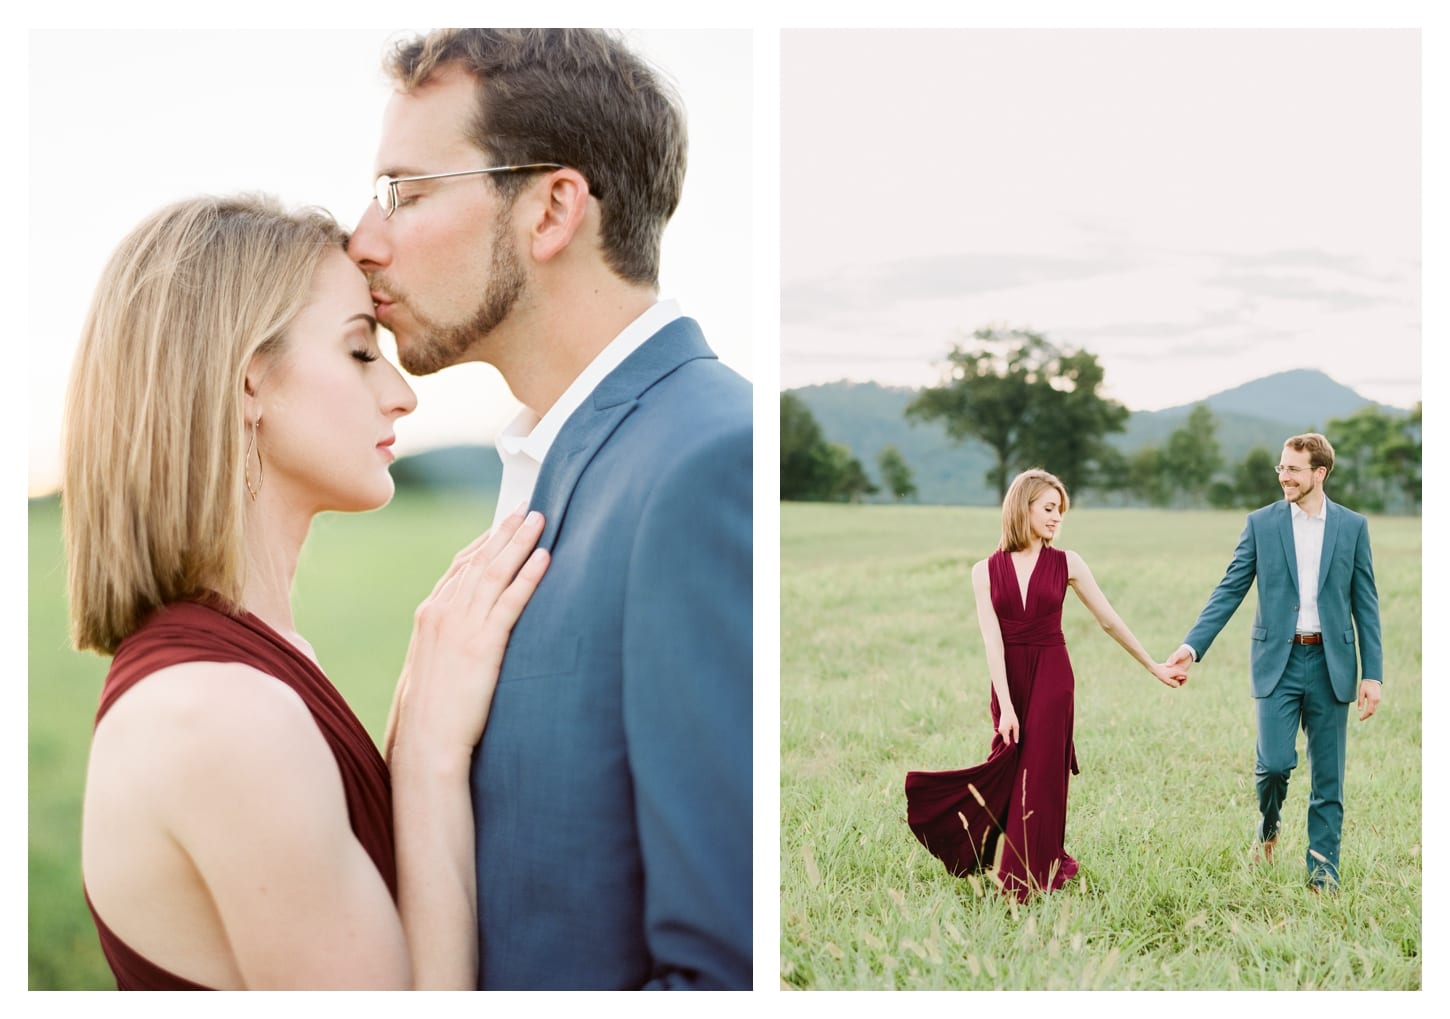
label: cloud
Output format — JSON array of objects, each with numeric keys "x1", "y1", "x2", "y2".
[{"x1": 782, "y1": 251, "x2": 1141, "y2": 325}]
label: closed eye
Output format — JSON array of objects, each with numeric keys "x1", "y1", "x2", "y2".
[{"x1": 352, "y1": 349, "x2": 379, "y2": 364}]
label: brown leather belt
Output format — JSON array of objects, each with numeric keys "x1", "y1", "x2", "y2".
[{"x1": 1293, "y1": 632, "x2": 1322, "y2": 645}]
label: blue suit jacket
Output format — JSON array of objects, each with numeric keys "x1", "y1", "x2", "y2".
[
  {"x1": 470, "y1": 317, "x2": 752, "y2": 989},
  {"x1": 1183, "y1": 497, "x2": 1382, "y2": 703}
]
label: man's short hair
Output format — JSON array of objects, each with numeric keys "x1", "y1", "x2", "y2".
[
  {"x1": 1284, "y1": 432, "x2": 1336, "y2": 474},
  {"x1": 385, "y1": 28, "x2": 687, "y2": 288}
]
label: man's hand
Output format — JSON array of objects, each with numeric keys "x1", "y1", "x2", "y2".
[
  {"x1": 1357, "y1": 679, "x2": 1382, "y2": 721},
  {"x1": 1166, "y1": 644, "x2": 1195, "y2": 675}
]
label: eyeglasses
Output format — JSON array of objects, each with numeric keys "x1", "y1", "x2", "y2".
[
  {"x1": 1274, "y1": 464, "x2": 1320, "y2": 476},
  {"x1": 372, "y1": 163, "x2": 564, "y2": 219}
]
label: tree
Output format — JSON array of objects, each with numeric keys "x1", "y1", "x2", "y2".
[
  {"x1": 780, "y1": 391, "x2": 880, "y2": 503},
  {"x1": 1162, "y1": 404, "x2": 1224, "y2": 507},
  {"x1": 905, "y1": 327, "x2": 1128, "y2": 500},
  {"x1": 1231, "y1": 445, "x2": 1279, "y2": 508},
  {"x1": 780, "y1": 392, "x2": 835, "y2": 501},
  {"x1": 1325, "y1": 403, "x2": 1421, "y2": 514},
  {"x1": 876, "y1": 445, "x2": 918, "y2": 502},
  {"x1": 824, "y1": 443, "x2": 877, "y2": 503},
  {"x1": 1028, "y1": 348, "x2": 1132, "y2": 497},
  {"x1": 1129, "y1": 446, "x2": 1172, "y2": 507}
]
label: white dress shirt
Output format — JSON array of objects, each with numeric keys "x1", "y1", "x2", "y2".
[
  {"x1": 1184, "y1": 498, "x2": 1328, "y2": 662},
  {"x1": 492, "y1": 299, "x2": 682, "y2": 523},
  {"x1": 1290, "y1": 499, "x2": 1327, "y2": 634}
]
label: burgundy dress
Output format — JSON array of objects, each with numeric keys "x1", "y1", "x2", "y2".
[
  {"x1": 84, "y1": 600, "x2": 397, "y2": 990},
  {"x1": 905, "y1": 547, "x2": 1080, "y2": 901}
]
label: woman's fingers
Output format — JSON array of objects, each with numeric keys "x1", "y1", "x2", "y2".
[{"x1": 460, "y1": 510, "x2": 547, "y2": 617}]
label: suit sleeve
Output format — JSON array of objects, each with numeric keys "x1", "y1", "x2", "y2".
[
  {"x1": 1184, "y1": 515, "x2": 1259, "y2": 663},
  {"x1": 621, "y1": 420, "x2": 752, "y2": 990},
  {"x1": 1350, "y1": 516, "x2": 1384, "y2": 682}
]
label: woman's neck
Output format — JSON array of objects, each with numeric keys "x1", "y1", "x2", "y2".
[{"x1": 241, "y1": 498, "x2": 312, "y2": 646}]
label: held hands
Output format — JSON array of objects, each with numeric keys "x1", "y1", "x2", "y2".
[
  {"x1": 1357, "y1": 679, "x2": 1382, "y2": 721},
  {"x1": 388, "y1": 509, "x2": 550, "y2": 764},
  {"x1": 1151, "y1": 643, "x2": 1195, "y2": 688},
  {"x1": 1151, "y1": 662, "x2": 1188, "y2": 688}
]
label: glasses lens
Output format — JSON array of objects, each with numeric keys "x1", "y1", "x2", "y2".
[{"x1": 373, "y1": 176, "x2": 395, "y2": 218}]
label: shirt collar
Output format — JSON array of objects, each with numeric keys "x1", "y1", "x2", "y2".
[
  {"x1": 1290, "y1": 499, "x2": 1327, "y2": 523},
  {"x1": 496, "y1": 298, "x2": 682, "y2": 462}
]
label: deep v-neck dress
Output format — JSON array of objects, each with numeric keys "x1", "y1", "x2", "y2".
[{"x1": 905, "y1": 546, "x2": 1080, "y2": 900}]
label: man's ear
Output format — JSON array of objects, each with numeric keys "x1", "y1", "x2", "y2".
[{"x1": 529, "y1": 168, "x2": 591, "y2": 263}]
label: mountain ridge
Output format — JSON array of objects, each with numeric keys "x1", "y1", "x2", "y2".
[{"x1": 787, "y1": 369, "x2": 1411, "y2": 505}]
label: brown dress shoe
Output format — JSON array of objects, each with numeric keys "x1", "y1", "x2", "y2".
[{"x1": 1252, "y1": 836, "x2": 1277, "y2": 864}]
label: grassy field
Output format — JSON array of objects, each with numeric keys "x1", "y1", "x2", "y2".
[
  {"x1": 780, "y1": 502, "x2": 1422, "y2": 991},
  {"x1": 27, "y1": 489, "x2": 499, "y2": 990}
]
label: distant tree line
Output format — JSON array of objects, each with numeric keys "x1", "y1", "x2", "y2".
[
  {"x1": 781, "y1": 327, "x2": 1421, "y2": 514},
  {"x1": 1129, "y1": 400, "x2": 1421, "y2": 513},
  {"x1": 782, "y1": 392, "x2": 922, "y2": 503}
]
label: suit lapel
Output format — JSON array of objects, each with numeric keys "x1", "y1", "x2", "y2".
[
  {"x1": 529, "y1": 317, "x2": 716, "y2": 549},
  {"x1": 1277, "y1": 501, "x2": 1299, "y2": 598},
  {"x1": 1317, "y1": 496, "x2": 1341, "y2": 596}
]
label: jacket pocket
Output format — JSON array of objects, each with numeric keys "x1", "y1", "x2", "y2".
[
  {"x1": 1251, "y1": 626, "x2": 1266, "y2": 641},
  {"x1": 1343, "y1": 628, "x2": 1355, "y2": 644}
]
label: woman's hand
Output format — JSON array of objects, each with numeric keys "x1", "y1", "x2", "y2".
[
  {"x1": 996, "y1": 704, "x2": 1020, "y2": 746},
  {"x1": 1151, "y1": 662, "x2": 1187, "y2": 688},
  {"x1": 388, "y1": 509, "x2": 549, "y2": 765}
]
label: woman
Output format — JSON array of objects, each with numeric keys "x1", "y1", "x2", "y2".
[
  {"x1": 65, "y1": 194, "x2": 547, "y2": 989},
  {"x1": 905, "y1": 469, "x2": 1185, "y2": 901}
]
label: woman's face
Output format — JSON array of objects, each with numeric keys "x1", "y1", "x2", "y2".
[
  {"x1": 1028, "y1": 487, "x2": 1063, "y2": 544},
  {"x1": 251, "y1": 249, "x2": 417, "y2": 515}
]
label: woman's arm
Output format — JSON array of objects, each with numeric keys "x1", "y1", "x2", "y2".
[
  {"x1": 1065, "y1": 549, "x2": 1184, "y2": 688},
  {"x1": 972, "y1": 559, "x2": 1019, "y2": 743}
]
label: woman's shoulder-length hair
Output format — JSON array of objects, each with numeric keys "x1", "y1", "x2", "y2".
[
  {"x1": 63, "y1": 194, "x2": 346, "y2": 655},
  {"x1": 999, "y1": 468, "x2": 1070, "y2": 553}
]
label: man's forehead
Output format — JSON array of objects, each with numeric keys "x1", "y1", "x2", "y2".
[
  {"x1": 375, "y1": 71, "x2": 483, "y2": 174},
  {"x1": 1281, "y1": 446, "x2": 1312, "y2": 464}
]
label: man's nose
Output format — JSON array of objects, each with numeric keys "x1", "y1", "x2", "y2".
[{"x1": 347, "y1": 201, "x2": 390, "y2": 269}]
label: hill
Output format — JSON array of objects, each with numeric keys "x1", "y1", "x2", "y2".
[
  {"x1": 391, "y1": 443, "x2": 502, "y2": 491},
  {"x1": 790, "y1": 370, "x2": 1409, "y2": 506}
]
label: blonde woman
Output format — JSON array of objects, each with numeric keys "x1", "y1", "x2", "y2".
[
  {"x1": 906, "y1": 469, "x2": 1185, "y2": 901},
  {"x1": 66, "y1": 195, "x2": 548, "y2": 988}
]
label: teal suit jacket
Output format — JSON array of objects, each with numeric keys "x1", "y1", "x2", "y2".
[
  {"x1": 1184, "y1": 497, "x2": 1382, "y2": 703},
  {"x1": 469, "y1": 317, "x2": 751, "y2": 989}
]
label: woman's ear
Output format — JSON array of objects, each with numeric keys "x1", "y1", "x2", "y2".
[
  {"x1": 528, "y1": 168, "x2": 591, "y2": 263},
  {"x1": 243, "y1": 354, "x2": 268, "y2": 424}
]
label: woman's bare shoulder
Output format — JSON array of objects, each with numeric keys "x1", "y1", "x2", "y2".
[
  {"x1": 91, "y1": 661, "x2": 326, "y2": 804},
  {"x1": 98, "y1": 660, "x2": 311, "y2": 738}
]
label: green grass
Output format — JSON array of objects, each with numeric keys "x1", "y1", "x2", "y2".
[
  {"x1": 780, "y1": 502, "x2": 1421, "y2": 990},
  {"x1": 27, "y1": 490, "x2": 500, "y2": 990}
]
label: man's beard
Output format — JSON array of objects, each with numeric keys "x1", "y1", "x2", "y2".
[
  {"x1": 385, "y1": 214, "x2": 526, "y2": 377},
  {"x1": 1284, "y1": 475, "x2": 1318, "y2": 505}
]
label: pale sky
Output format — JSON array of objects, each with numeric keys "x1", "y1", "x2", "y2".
[
  {"x1": 26, "y1": 28, "x2": 753, "y2": 496},
  {"x1": 781, "y1": 29, "x2": 1422, "y2": 414}
]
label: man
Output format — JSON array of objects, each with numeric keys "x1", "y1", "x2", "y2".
[
  {"x1": 348, "y1": 29, "x2": 751, "y2": 988},
  {"x1": 1167, "y1": 433, "x2": 1381, "y2": 892}
]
